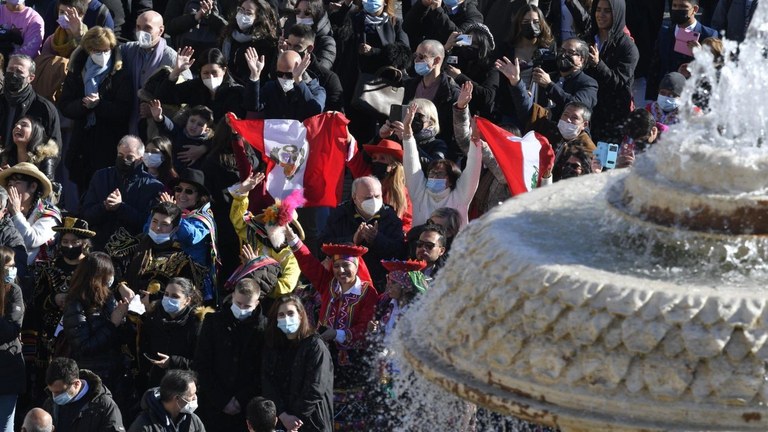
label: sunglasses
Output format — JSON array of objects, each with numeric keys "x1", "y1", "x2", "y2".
[
  {"x1": 174, "y1": 186, "x2": 197, "y2": 195},
  {"x1": 416, "y1": 240, "x2": 436, "y2": 251},
  {"x1": 276, "y1": 71, "x2": 293, "y2": 79}
]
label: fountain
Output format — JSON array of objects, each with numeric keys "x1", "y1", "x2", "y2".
[{"x1": 397, "y1": 3, "x2": 768, "y2": 431}]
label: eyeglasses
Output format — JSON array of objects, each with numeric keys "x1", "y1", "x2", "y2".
[
  {"x1": 174, "y1": 186, "x2": 197, "y2": 195},
  {"x1": 276, "y1": 71, "x2": 293, "y2": 79},
  {"x1": 416, "y1": 240, "x2": 436, "y2": 250}
]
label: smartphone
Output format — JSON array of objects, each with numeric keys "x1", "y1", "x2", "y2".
[
  {"x1": 388, "y1": 104, "x2": 407, "y2": 123},
  {"x1": 446, "y1": 55, "x2": 458, "y2": 65},
  {"x1": 455, "y1": 34, "x2": 472, "y2": 46},
  {"x1": 595, "y1": 141, "x2": 619, "y2": 170}
]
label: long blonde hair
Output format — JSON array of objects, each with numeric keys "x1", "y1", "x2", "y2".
[{"x1": 380, "y1": 155, "x2": 407, "y2": 218}]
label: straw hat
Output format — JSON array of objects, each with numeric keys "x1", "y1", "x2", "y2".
[
  {"x1": 0, "y1": 162, "x2": 53, "y2": 199},
  {"x1": 52, "y1": 216, "x2": 96, "y2": 238}
]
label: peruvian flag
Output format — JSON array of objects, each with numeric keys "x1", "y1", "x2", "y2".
[
  {"x1": 227, "y1": 112, "x2": 355, "y2": 207},
  {"x1": 475, "y1": 117, "x2": 555, "y2": 195}
]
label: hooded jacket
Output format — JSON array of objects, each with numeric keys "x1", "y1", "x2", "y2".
[
  {"x1": 43, "y1": 369, "x2": 125, "y2": 432},
  {"x1": 128, "y1": 387, "x2": 206, "y2": 432},
  {"x1": 584, "y1": 0, "x2": 639, "y2": 142}
]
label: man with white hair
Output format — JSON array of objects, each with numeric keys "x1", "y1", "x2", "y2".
[
  {"x1": 82, "y1": 135, "x2": 164, "y2": 249},
  {"x1": 320, "y1": 176, "x2": 404, "y2": 288}
]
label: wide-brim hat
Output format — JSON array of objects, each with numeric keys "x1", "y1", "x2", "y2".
[
  {"x1": 381, "y1": 259, "x2": 427, "y2": 272},
  {"x1": 0, "y1": 162, "x2": 53, "y2": 199},
  {"x1": 363, "y1": 139, "x2": 404, "y2": 161},
  {"x1": 322, "y1": 244, "x2": 368, "y2": 263},
  {"x1": 171, "y1": 168, "x2": 210, "y2": 198},
  {"x1": 53, "y1": 216, "x2": 96, "y2": 238}
]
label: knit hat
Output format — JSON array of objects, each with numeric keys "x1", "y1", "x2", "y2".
[{"x1": 660, "y1": 72, "x2": 686, "y2": 96}]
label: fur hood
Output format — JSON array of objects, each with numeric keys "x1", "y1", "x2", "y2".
[{"x1": 27, "y1": 139, "x2": 59, "y2": 164}]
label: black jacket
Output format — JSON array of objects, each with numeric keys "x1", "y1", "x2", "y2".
[
  {"x1": 0, "y1": 216, "x2": 27, "y2": 291},
  {"x1": 140, "y1": 303, "x2": 204, "y2": 388},
  {"x1": 43, "y1": 369, "x2": 125, "y2": 432},
  {"x1": 60, "y1": 45, "x2": 133, "y2": 188},
  {"x1": 402, "y1": 73, "x2": 460, "y2": 158},
  {"x1": 402, "y1": 0, "x2": 483, "y2": 51},
  {"x1": 320, "y1": 200, "x2": 404, "y2": 288},
  {"x1": 262, "y1": 335, "x2": 333, "y2": 432},
  {"x1": 245, "y1": 78, "x2": 325, "y2": 121},
  {"x1": 284, "y1": 12, "x2": 337, "y2": 70},
  {"x1": 0, "y1": 84, "x2": 62, "y2": 152},
  {"x1": 193, "y1": 303, "x2": 266, "y2": 413},
  {"x1": 539, "y1": 69, "x2": 599, "y2": 122},
  {"x1": 308, "y1": 57, "x2": 344, "y2": 113},
  {"x1": 0, "y1": 283, "x2": 24, "y2": 395},
  {"x1": 128, "y1": 387, "x2": 206, "y2": 432},
  {"x1": 545, "y1": 0, "x2": 591, "y2": 44},
  {"x1": 62, "y1": 297, "x2": 124, "y2": 380},
  {"x1": 156, "y1": 76, "x2": 246, "y2": 123},
  {"x1": 585, "y1": 0, "x2": 639, "y2": 142}
]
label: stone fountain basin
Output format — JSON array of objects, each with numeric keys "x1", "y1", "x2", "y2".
[{"x1": 402, "y1": 170, "x2": 768, "y2": 432}]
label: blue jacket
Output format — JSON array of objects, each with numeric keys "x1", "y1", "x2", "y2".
[
  {"x1": 246, "y1": 78, "x2": 325, "y2": 122},
  {"x1": 81, "y1": 164, "x2": 164, "y2": 249}
]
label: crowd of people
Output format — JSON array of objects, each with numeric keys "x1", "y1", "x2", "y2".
[{"x1": 0, "y1": 0, "x2": 755, "y2": 430}]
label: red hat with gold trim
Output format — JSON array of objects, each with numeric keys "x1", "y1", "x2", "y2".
[
  {"x1": 321, "y1": 244, "x2": 368, "y2": 265},
  {"x1": 381, "y1": 259, "x2": 427, "y2": 272}
]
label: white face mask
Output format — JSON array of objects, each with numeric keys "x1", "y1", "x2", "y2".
[
  {"x1": 236, "y1": 12, "x2": 254, "y2": 30},
  {"x1": 557, "y1": 119, "x2": 581, "y2": 140},
  {"x1": 359, "y1": 197, "x2": 382, "y2": 216},
  {"x1": 278, "y1": 77, "x2": 295, "y2": 93},
  {"x1": 179, "y1": 397, "x2": 198, "y2": 414},
  {"x1": 231, "y1": 303, "x2": 254, "y2": 320},
  {"x1": 90, "y1": 51, "x2": 111, "y2": 67},
  {"x1": 143, "y1": 153, "x2": 164, "y2": 168},
  {"x1": 202, "y1": 76, "x2": 223, "y2": 92},
  {"x1": 296, "y1": 17, "x2": 314, "y2": 25},
  {"x1": 136, "y1": 30, "x2": 154, "y2": 48}
]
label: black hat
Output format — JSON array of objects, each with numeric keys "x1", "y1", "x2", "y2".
[
  {"x1": 53, "y1": 216, "x2": 96, "y2": 238},
  {"x1": 171, "y1": 168, "x2": 210, "y2": 198}
]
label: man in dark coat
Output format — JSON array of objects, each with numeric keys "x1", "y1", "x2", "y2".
[
  {"x1": 320, "y1": 176, "x2": 404, "y2": 289},
  {"x1": 403, "y1": 0, "x2": 483, "y2": 51},
  {"x1": 0, "y1": 54, "x2": 61, "y2": 148},
  {"x1": 285, "y1": 24, "x2": 344, "y2": 112},
  {"x1": 43, "y1": 357, "x2": 124, "y2": 432},
  {"x1": 193, "y1": 279, "x2": 267, "y2": 432},
  {"x1": 128, "y1": 369, "x2": 206, "y2": 432},
  {"x1": 81, "y1": 135, "x2": 164, "y2": 250}
]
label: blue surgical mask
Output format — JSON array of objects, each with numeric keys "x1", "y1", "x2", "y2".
[
  {"x1": 414, "y1": 61, "x2": 433, "y2": 76},
  {"x1": 657, "y1": 94, "x2": 679, "y2": 112},
  {"x1": 277, "y1": 315, "x2": 300, "y2": 334},
  {"x1": 143, "y1": 153, "x2": 164, "y2": 168},
  {"x1": 231, "y1": 303, "x2": 254, "y2": 320},
  {"x1": 443, "y1": 0, "x2": 459, "y2": 7},
  {"x1": 53, "y1": 389, "x2": 74, "y2": 405},
  {"x1": 148, "y1": 229, "x2": 172, "y2": 244},
  {"x1": 362, "y1": 0, "x2": 383, "y2": 14},
  {"x1": 4, "y1": 266, "x2": 16, "y2": 283},
  {"x1": 162, "y1": 297, "x2": 183, "y2": 314},
  {"x1": 425, "y1": 178, "x2": 447, "y2": 193}
]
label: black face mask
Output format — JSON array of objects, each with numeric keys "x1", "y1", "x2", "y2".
[
  {"x1": 557, "y1": 53, "x2": 576, "y2": 72},
  {"x1": 61, "y1": 245, "x2": 83, "y2": 260},
  {"x1": 669, "y1": 9, "x2": 690, "y2": 25},
  {"x1": 411, "y1": 115, "x2": 425, "y2": 135},
  {"x1": 521, "y1": 22, "x2": 541, "y2": 40},
  {"x1": 4, "y1": 72, "x2": 25, "y2": 93},
  {"x1": 371, "y1": 162, "x2": 389, "y2": 180},
  {"x1": 453, "y1": 46, "x2": 479, "y2": 65},
  {"x1": 115, "y1": 157, "x2": 135, "y2": 175}
]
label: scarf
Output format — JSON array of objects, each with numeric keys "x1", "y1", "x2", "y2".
[
  {"x1": 4, "y1": 84, "x2": 35, "y2": 140},
  {"x1": 231, "y1": 30, "x2": 253, "y2": 43},
  {"x1": 83, "y1": 55, "x2": 110, "y2": 128},
  {"x1": 129, "y1": 38, "x2": 167, "y2": 134},
  {"x1": 364, "y1": 12, "x2": 387, "y2": 33},
  {"x1": 50, "y1": 27, "x2": 78, "y2": 57}
]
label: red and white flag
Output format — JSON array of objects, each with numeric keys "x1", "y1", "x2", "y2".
[
  {"x1": 227, "y1": 112, "x2": 355, "y2": 207},
  {"x1": 475, "y1": 117, "x2": 555, "y2": 196}
]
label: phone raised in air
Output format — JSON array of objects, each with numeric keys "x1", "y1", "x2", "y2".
[{"x1": 388, "y1": 104, "x2": 407, "y2": 123}]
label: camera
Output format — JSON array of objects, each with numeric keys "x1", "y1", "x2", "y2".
[{"x1": 532, "y1": 48, "x2": 557, "y2": 73}]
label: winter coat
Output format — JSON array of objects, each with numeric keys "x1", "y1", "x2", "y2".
[
  {"x1": 0, "y1": 82, "x2": 61, "y2": 150},
  {"x1": 140, "y1": 304, "x2": 204, "y2": 388},
  {"x1": 62, "y1": 296, "x2": 124, "y2": 380},
  {"x1": 155, "y1": 76, "x2": 246, "y2": 123},
  {"x1": 712, "y1": 0, "x2": 755, "y2": 42},
  {"x1": 81, "y1": 164, "x2": 164, "y2": 250},
  {"x1": 1, "y1": 138, "x2": 59, "y2": 181},
  {"x1": 585, "y1": 0, "x2": 639, "y2": 142},
  {"x1": 0, "y1": 217, "x2": 27, "y2": 289},
  {"x1": 262, "y1": 335, "x2": 334, "y2": 432},
  {"x1": 43, "y1": 369, "x2": 125, "y2": 432},
  {"x1": 154, "y1": 115, "x2": 213, "y2": 172},
  {"x1": 193, "y1": 304, "x2": 266, "y2": 413},
  {"x1": 320, "y1": 200, "x2": 404, "y2": 288},
  {"x1": 60, "y1": 45, "x2": 133, "y2": 189},
  {"x1": 0, "y1": 283, "x2": 24, "y2": 395},
  {"x1": 402, "y1": 73, "x2": 461, "y2": 158},
  {"x1": 402, "y1": 0, "x2": 484, "y2": 51},
  {"x1": 244, "y1": 77, "x2": 325, "y2": 121},
  {"x1": 128, "y1": 387, "x2": 206, "y2": 432},
  {"x1": 546, "y1": 0, "x2": 591, "y2": 44}
]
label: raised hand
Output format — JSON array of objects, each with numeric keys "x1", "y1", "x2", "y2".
[
  {"x1": 292, "y1": 53, "x2": 312, "y2": 82},
  {"x1": 402, "y1": 103, "x2": 418, "y2": 135},
  {"x1": 173, "y1": 46, "x2": 195, "y2": 77},
  {"x1": 244, "y1": 47, "x2": 265, "y2": 81},
  {"x1": 495, "y1": 56, "x2": 521, "y2": 85},
  {"x1": 457, "y1": 81, "x2": 473, "y2": 109},
  {"x1": 149, "y1": 99, "x2": 163, "y2": 122},
  {"x1": 588, "y1": 45, "x2": 599, "y2": 66},
  {"x1": 158, "y1": 191, "x2": 175, "y2": 204}
]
